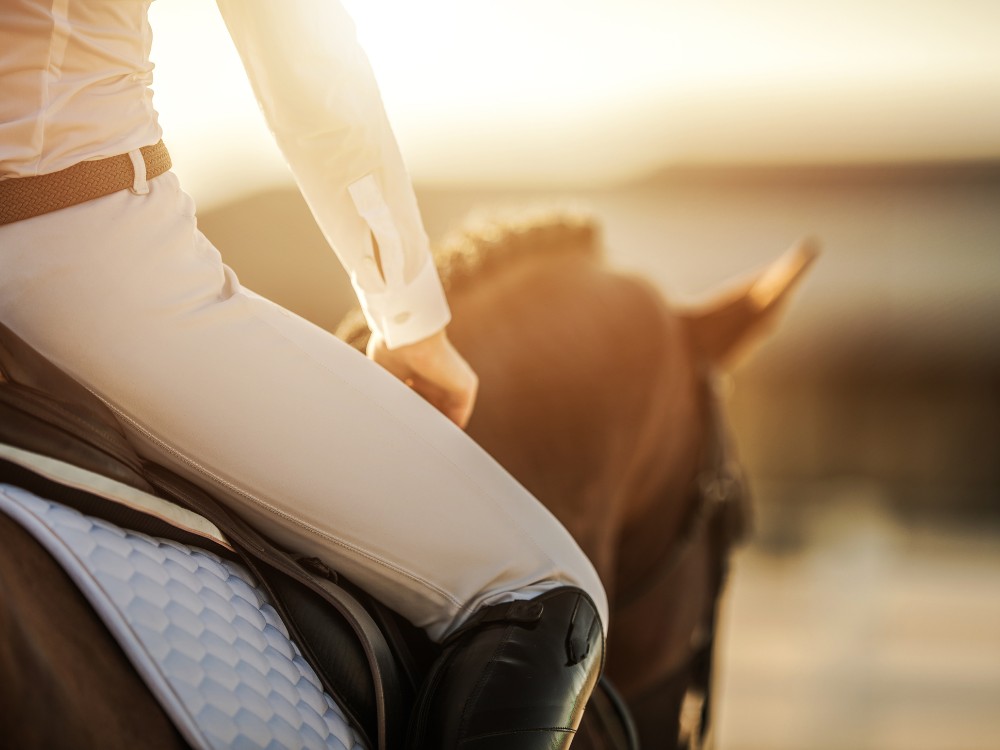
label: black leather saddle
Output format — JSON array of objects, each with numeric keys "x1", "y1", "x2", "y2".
[{"x1": 0, "y1": 320, "x2": 433, "y2": 750}]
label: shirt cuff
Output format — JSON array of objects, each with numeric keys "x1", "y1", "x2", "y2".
[{"x1": 357, "y1": 256, "x2": 452, "y2": 349}]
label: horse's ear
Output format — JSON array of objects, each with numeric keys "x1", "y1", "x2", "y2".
[{"x1": 680, "y1": 238, "x2": 819, "y2": 368}]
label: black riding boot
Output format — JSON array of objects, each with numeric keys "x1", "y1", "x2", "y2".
[{"x1": 408, "y1": 586, "x2": 604, "y2": 749}]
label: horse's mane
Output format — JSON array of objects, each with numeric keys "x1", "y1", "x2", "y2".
[
  {"x1": 433, "y1": 209, "x2": 603, "y2": 294},
  {"x1": 336, "y1": 209, "x2": 604, "y2": 348}
]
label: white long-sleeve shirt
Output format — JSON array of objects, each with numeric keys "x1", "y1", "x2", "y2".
[{"x1": 0, "y1": 0, "x2": 450, "y2": 348}]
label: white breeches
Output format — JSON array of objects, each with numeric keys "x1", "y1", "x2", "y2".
[{"x1": 0, "y1": 172, "x2": 607, "y2": 642}]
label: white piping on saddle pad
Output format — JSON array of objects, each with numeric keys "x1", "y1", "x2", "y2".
[
  {"x1": 0, "y1": 442, "x2": 230, "y2": 549},
  {"x1": 0, "y1": 484, "x2": 368, "y2": 750}
]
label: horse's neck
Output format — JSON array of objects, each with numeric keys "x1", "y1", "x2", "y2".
[
  {"x1": 612, "y1": 372, "x2": 707, "y2": 591},
  {"x1": 450, "y1": 259, "x2": 707, "y2": 593}
]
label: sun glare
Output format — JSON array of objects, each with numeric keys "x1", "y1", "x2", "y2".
[{"x1": 150, "y1": 0, "x2": 1000, "y2": 202}]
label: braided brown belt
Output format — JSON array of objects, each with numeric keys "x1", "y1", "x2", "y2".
[{"x1": 0, "y1": 141, "x2": 171, "y2": 226}]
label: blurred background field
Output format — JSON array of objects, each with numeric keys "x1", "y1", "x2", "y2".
[{"x1": 150, "y1": 2, "x2": 999, "y2": 747}]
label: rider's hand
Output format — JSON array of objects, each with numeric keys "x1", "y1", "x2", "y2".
[{"x1": 367, "y1": 329, "x2": 478, "y2": 429}]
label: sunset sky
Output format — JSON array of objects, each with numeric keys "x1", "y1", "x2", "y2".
[{"x1": 149, "y1": 0, "x2": 1000, "y2": 203}]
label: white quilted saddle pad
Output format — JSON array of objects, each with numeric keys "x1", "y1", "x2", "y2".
[{"x1": 0, "y1": 482, "x2": 368, "y2": 750}]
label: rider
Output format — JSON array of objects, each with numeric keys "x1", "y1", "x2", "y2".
[{"x1": 0, "y1": 1, "x2": 606, "y2": 747}]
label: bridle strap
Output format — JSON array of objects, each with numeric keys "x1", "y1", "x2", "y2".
[
  {"x1": 613, "y1": 372, "x2": 750, "y2": 748},
  {"x1": 616, "y1": 374, "x2": 748, "y2": 611}
]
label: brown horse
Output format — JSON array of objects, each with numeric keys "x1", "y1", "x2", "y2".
[
  {"x1": 0, "y1": 209, "x2": 813, "y2": 749},
  {"x1": 339, "y1": 210, "x2": 815, "y2": 748}
]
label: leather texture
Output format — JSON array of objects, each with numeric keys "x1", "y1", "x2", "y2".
[{"x1": 408, "y1": 587, "x2": 604, "y2": 749}]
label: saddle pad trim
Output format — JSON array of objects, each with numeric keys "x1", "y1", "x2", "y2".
[{"x1": 0, "y1": 441, "x2": 230, "y2": 550}]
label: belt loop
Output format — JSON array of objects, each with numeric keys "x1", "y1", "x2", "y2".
[{"x1": 128, "y1": 149, "x2": 149, "y2": 195}]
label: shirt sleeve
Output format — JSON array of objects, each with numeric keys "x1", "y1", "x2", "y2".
[{"x1": 215, "y1": 0, "x2": 450, "y2": 348}]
